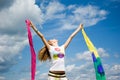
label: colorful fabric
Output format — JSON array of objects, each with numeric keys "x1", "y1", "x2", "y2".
[
  {"x1": 25, "y1": 20, "x2": 36, "y2": 80},
  {"x1": 49, "y1": 45, "x2": 65, "y2": 71},
  {"x1": 82, "y1": 28, "x2": 106, "y2": 80}
]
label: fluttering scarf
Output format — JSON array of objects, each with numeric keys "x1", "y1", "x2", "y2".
[
  {"x1": 82, "y1": 28, "x2": 106, "y2": 80},
  {"x1": 25, "y1": 20, "x2": 36, "y2": 80}
]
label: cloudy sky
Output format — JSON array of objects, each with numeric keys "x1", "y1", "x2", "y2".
[{"x1": 0, "y1": 0, "x2": 120, "y2": 80}]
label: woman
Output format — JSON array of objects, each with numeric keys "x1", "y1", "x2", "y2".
[{"x1": 30, "y1": 21, "x2": 83, "y2": 80}]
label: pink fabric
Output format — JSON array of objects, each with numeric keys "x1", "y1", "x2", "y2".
[{"x1": 25, "y1": 20, "x2": 36, "y2": 80}]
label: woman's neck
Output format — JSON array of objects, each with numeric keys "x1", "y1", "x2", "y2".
[{"x1": 52, "y1": 44, "x2": 59, "y2": 47}]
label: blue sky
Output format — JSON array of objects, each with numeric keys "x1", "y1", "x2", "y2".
[{"x1": 0, "y1": 0, "x2": 120, "y2": 80}]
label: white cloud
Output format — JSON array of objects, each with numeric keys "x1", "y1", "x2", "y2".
[
  {"x1": 45, "y1": 1, "x2": 65, "y2": 20},
  {"x1": 65, "y1": 63, "x2": 95, "y2": 80},
  {"x1": 0, "y1": 35, "x2": 28, "y2": 57},
  {"x1": 76, "y1": 51, "x2": 91, "y2": 60},
  {"x1": 104, "y1": 64, "x2": 120, "y2": 80},
  {"x1": 76, "y1": 48, "x2": 109, "y2": 61},
  {"x1": 0, "y1": 34, "x2": 28, "y2": 72},
  {"x1": 38, "y1": 72, "x2": 48, "y2": 80},
  {"x1": 0, "y1": 0, "x2": 42, "y2": 73},
  {"x1": 0, "y1": 0, "x2": 42, "y2": 31},
  {"x1": 20, "y1": 78, "x2": 30, "y2": 80},
  {"x1": 65, "y1": 63, "x2": 120, "y2": 80},
  {"x1": 0, "y1": 76, "x2": 5, "y2": 80},
  {"x1": 64, "y1": 48, "x2": 116, "y2": 80},
  {"x1": 97, "y1": 48, "x2": 109, "y2": 57},
  {"x1": 36, "y1": 1, "x2": 107, "y2": 31},
  {"x1": 108, "y1": 76, "x2": 120, "y2": 80},
  {"x1": 110, "y1": 64, "x2": 120, "y2": 74},
  {"x1": 59, "y1": 5, "x2": 107, "y2": 30},
  {"x1": 66, "y1": 64, "x2": 75, "y2": 72}
]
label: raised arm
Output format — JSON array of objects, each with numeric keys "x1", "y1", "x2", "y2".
[
  {"x1": 30, "y1": 21, "x2": 50, "y2": 50},
  {"x1": 64, "y1": 24, "x2": 83, "y2": 49}
]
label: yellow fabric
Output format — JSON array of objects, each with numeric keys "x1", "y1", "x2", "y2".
[{"x1": 82, "y1": 28, "x2": 99, "y2": 58}]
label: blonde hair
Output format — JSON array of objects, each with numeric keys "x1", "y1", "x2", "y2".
[{"x1": 38, "y1": 41, "x2": 51, "y2": 62}]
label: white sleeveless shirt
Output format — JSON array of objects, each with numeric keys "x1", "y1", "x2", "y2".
[{"x1": 49, "y1": 45, "x2": 65, "y2": 71}]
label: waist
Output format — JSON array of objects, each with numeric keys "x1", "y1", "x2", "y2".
[
  {"x1": 50, "y1": 59, "x2": 65, "y2": 70},
  {"x1": 49, "y1": 71, "x2": 65, "y2": 75},
  {"x1": 48, "y1": 71, "x2": 66, "y2": 78}
]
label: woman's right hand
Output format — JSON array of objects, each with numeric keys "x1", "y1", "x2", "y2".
[
  {"x1": 25, "y1": 19, "x2": 31, "y2": 26},
  {"x1": 29, "y1": 21, "x2": 33, "y2": 27}
]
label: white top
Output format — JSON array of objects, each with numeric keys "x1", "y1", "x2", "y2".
[{"x1": 49, "y1": 45, "x2": 65, "y2": 71}]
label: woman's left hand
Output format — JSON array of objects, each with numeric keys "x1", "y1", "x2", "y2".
[{"x1": 79, "y1": 24, "x2": 83, "y2": 29}]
